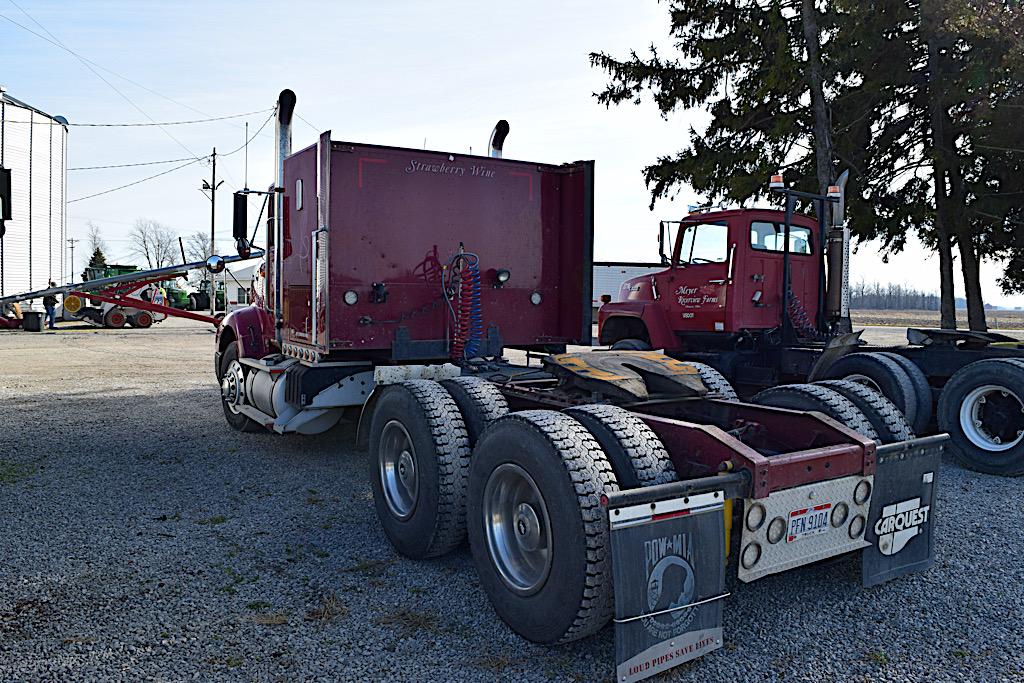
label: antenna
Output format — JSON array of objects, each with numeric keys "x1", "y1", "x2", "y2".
[{"x1": 244, "y1": 121, "x2": 249, "y2": 190}]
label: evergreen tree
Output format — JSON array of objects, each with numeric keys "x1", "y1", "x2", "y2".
[
  {"x1": 82, "y1": 247, "x2": 108, "y2": 280},
  {"x1": 591, "y1": 0, "x2": 1024, "y2": 330}
]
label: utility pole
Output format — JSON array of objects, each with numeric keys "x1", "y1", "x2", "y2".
[
  {"x1": 67, "y1": 237, "x2": 79, "y2": 284},
  {"x1": 201, "y1": 147, "x2": 224, "y2": 316}
]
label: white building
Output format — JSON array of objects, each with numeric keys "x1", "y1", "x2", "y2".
[
  {"x1": 592, "y1": 261, "x2": 663, "y2": 308},
  {"x1": 0, "y1": 88, "x2": 68, "y2": 297}
]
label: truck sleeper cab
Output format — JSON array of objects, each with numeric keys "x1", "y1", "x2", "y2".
[{"x1": 212, "y1": 91, "x2": 945, "y2": 681}]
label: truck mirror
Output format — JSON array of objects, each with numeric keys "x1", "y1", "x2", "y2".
[
  {"x1": 0, "y1": 167, "x2": 12, "y2": 221},
  {"x1": 232, "y1": 192, "x2": 248, "y2": 240},
  {"x1": 206, "y1": 254, "x2": 226, "y2": 274}
]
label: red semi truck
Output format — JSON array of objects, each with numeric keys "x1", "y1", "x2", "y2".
[
  {"x1": 597, "y1": 182, "x2": 1024, "y2": 477},
  {"x1": 214, "y1": 91, "x2": 945, "y2": 681}
]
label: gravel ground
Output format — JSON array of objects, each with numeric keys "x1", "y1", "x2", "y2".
[{"x1": 2, "y1": 318, "x2": 1023, "y2": 682}]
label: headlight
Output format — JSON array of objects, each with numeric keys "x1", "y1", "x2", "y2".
[
  {"x1": 530, "y1": 292, "x2": 542, "y2": 305},
  {"x1": 344, "y1": 290, "x2": 358, "y2": 305},
  {"x1": 854, "y1": 480, "x2": 871, "y2": 505},
  {"x1": 745, "y1": 503, "x2": 766, "y2": 532},
  {"x1": 831, "y1": 502, "x2": 849, "y2": 528},
  {"x1": 495, "y1": 268, "x2": 511, "y2": 284},
  {"x1": 767, "y1": 517, "x2": 786, "y2": 544},
  {"x1": 741, "y1": 542, "x2": 762, "y2": 569}
]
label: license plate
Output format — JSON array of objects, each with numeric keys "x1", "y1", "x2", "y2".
[{"x1": 787, "y1": 503, "x2": 832, "y2": 542}]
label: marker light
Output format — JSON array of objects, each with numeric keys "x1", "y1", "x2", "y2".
[
  {"x1": 495, "y1": 269, "x2": 511, "y2": 284},
  {"x1": 769, "y1": 174, "x2": 785, "y2": 189},
  {"x1": 746, "y1": 503, "x2": 766, "y2": 532},
  {"x1": 344, "y1": 290, "x2": 358, "y2": 306},
  {"x1": 827, "y1": 185, "x2": 841, "y2": 198}
]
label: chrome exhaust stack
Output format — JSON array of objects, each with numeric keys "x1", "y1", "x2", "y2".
[
  {"x1": 488, "y1": 120, "x2": 509, "y2": 158},
  {"x1": 826, "y1": 169, "x2": 851, "y2": 333},
  {"x1": 273, "y1": 89, "x2": 296, "y2": 345}
]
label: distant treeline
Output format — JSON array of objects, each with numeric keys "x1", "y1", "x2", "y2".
[{"x1": 850, "y1": 281, "x2": 940, "y2": 311}]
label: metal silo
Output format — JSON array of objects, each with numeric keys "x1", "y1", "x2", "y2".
[{"x1": 0, "y1": 87, "x2": 68, "y2": 296}]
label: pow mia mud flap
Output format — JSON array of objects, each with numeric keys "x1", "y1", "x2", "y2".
[
  {"x1": 607, "y1": 490, "x2": 727, "y2": 683},
  {"x1": 862, "y1": 434, "x2": 947, "y2": 588}
]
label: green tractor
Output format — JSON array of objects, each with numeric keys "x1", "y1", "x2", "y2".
[{"x1": 187, "y1": 279, "x2": 226, "y2": 312}]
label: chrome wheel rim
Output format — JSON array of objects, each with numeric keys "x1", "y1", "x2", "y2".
[
  {"x1": 482, "y1": 463, "x2": 552, "y2": 595},
  {"x1": 220, "y1": 360, "x2": 245, "y2": 415},
  {"x1": 960, "y1": 384, "x2": 1024, "y2": 452},
  {"x1": 379, "y1": 420, "x2": 418, "y2": 519}
]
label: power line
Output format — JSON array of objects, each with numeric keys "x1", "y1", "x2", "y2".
[
  {"x1": 221, "y1": 109, "x2": 277, "y2": 157},
  {"x1": 0, "y1": 10, "x2": 219, "y2": 122},
  {"x1": 2, "y1": 108, "x2": 273, "y2": 127},
  {"x1": 69, "y1": 157, "x2": 196, "y2": 171},
  {"x1": 296, "y1": 112, "x2": 321, "y2": 133},
  {"x1": 4, "y1": 1, "x2": 202, "y2": 161},
  {"x1": 68, "y1": 158, "x2": 205, "y2": 204}
]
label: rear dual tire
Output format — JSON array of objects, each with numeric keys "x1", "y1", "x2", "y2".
[
  {"x1": 938, "y1": 358, "x2": 1024, "y2": 476},
  {"x1": 752, "y1": 383, "x2": 879, "y2": 442},
  {"x1": 814, "y1": 380, "x2": 914, "y2": 444},
  {"x1": 823, "y1": 352, "x2": 919, "y2": 429},
  {"x1": 467, "y1": 410, "x2": 619, "y2": 644},
  {"x1": 369, "y1": 380, "x2": 680, "y2": 644},
  {"x1": 369, "y1": 381, "x2": 472, "y2": 559}
]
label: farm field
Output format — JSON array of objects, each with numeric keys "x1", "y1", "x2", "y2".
[{"x1": 852, "y1": 309, "x2": 1024, "y2": 330}]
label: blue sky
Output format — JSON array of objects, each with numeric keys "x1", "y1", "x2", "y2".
[{"x1": 2, "y1": 0, "x2": 1018, "y2": 308}]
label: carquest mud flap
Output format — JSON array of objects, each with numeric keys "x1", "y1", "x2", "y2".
[
  {"x1": 606, "y1": 486, "x2": 731, "y2": 683},
  {"x1": 862, "y1": 434, "x2": 947, "y2": 588}
]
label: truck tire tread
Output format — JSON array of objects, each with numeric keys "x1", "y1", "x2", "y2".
[
  {"x1": 876, "y1": 352, "x2": 933, "y2": 433},
  {"x1": 469, "y1": 410, "x2": 618, "y2": 644},
  {"x1": 815, "y1": 380, "x2": 914, "y2": 444},
  {"x1": 440, "y1": 376, "x2": 509, "y2": 446},
  {"x1": 822, "y1": 352, "x2": 918, "y2": 428},
  {"x1": 565, "y1": 404, "x2": 677, "y2": 488},
  {"x1": 752, "y1": 383, "x2": 879, "y2": 442},
  {"x1": 685, "y1": 361, "x2": 739, "y2": 400},
  {"x1": 371, "y1": 380, "x2": 472, "y2": 558}
]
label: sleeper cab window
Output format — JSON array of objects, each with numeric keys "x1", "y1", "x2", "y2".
[
  {"x1": 296, "y1": 179, "x2": 303, "y2": 210},
  {"x1": 750, "y1": 221, "x2": 812, "y2": 255}
]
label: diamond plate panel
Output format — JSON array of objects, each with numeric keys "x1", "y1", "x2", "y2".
[{"x1": 738, "y1": 474, "x2": 872, "y2": 583}]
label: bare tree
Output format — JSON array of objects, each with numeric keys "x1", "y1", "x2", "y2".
[
  {"x1": 183, "y1": 230, "x2": 215, "y2": 284},
  {"x1": 128, "y1": 219, "x2": 177, "y2": 269},
  {"x1": 184, "y1": 230, "x2": 213, "y2": 264},
  {"x1": 85, "y1": 221, "x2": 106, "y2": 255}
]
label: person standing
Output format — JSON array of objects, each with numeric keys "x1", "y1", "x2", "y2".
[{"x1": 43, "y1": 282, "x2": 58, "y2": 330}]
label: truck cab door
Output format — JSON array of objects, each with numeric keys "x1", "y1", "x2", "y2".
[
  {"x1": 657, "y1": 220, "x2": 732, "y2": 333},
  {"x1": 741, "y1": 218, "x2": 818, "y2": 331}
]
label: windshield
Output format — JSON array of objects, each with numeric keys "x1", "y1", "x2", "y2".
[{"x1": 675, "y1": 221, "x2": 728, "y2": 265}]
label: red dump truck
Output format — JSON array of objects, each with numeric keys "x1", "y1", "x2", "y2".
[{"x1": 213, "y1": 91, "x2": 944, "y2": 681}]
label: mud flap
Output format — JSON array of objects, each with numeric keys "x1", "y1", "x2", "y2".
[
  {"x1": 607, "y1": 490, "x2": 727, "y2": 683},
  {"x1": 862, "y1": 434, "x2": 947, "y2": 588}
]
